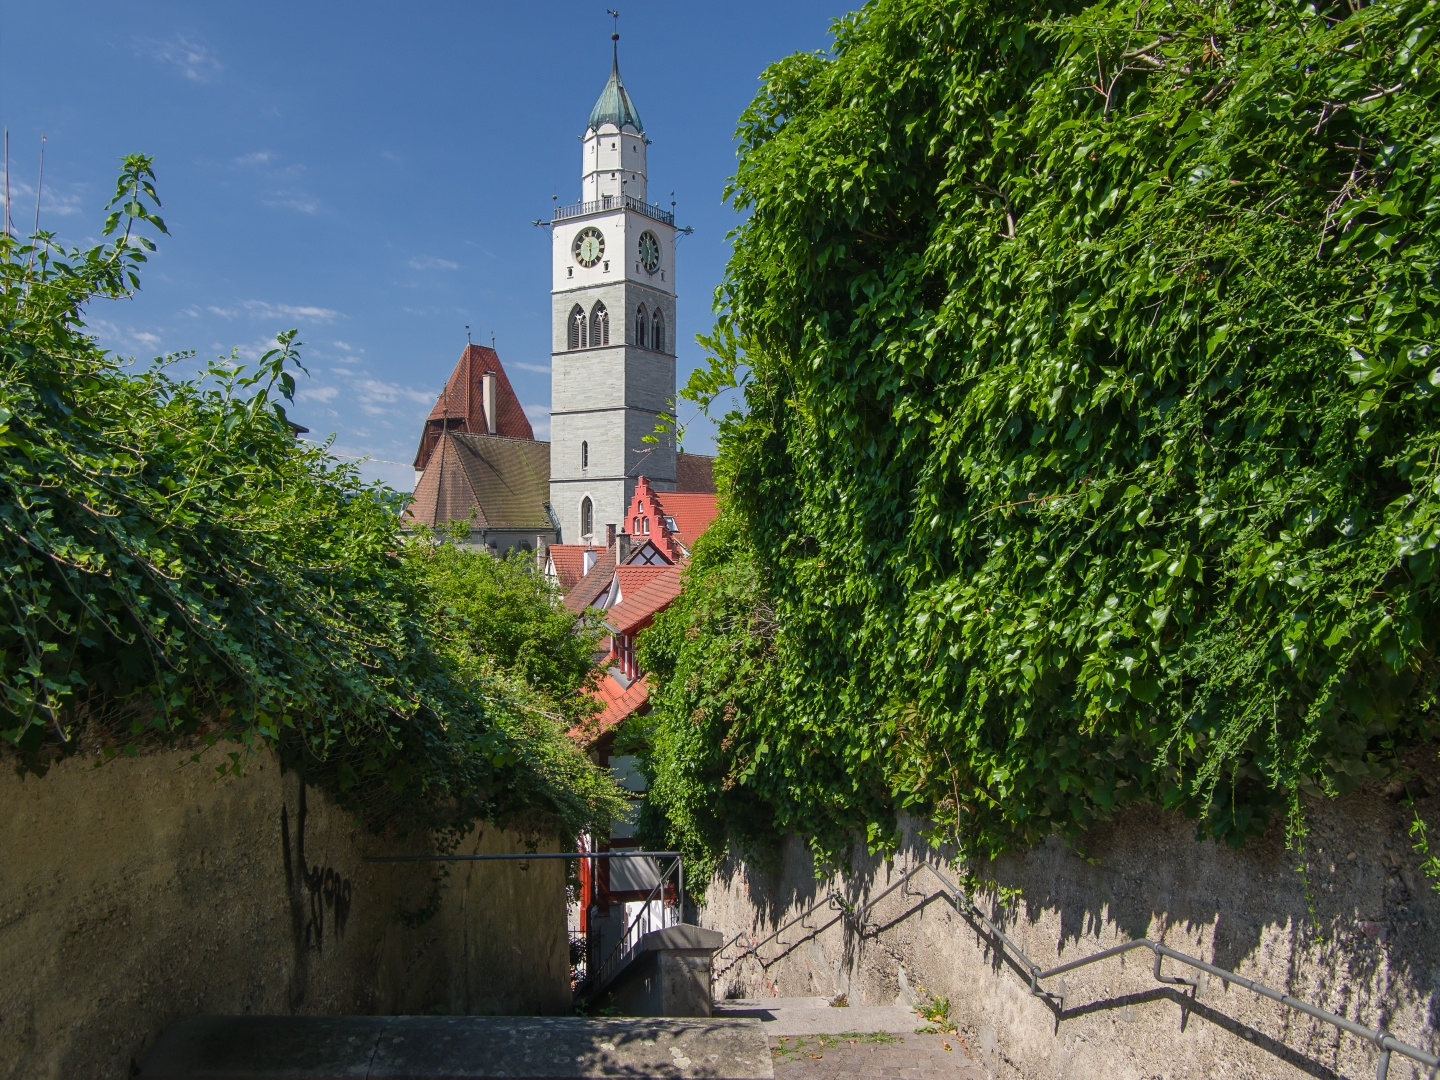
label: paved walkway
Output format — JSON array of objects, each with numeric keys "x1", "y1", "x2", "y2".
[{"x1": 714, "y1": 997, "x2": 987, "y2": 1080}]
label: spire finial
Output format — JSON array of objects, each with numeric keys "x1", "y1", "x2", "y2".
[{"x1": 607, "y1": 8, "x2": 620, "y2": 68}]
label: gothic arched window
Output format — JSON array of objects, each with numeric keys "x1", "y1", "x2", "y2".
[
  {"x1": 652, "y1": 309, "x2": 666, "y2": 354},
  {"x1": 581, "y1": 440, "x2": 589, "y2": 468},
  {"x1": 569, "y1": 305, "x2": 587, "y2": 350},
  {"x1": 580, "y1": 497, "x2": 594, "y2": 539},
  {"x1": 634, "y1": 304, "x2": 648, "y2": 349},
  {"x1": 591, "y1": 302, "x2": 609, "y2": 346}
]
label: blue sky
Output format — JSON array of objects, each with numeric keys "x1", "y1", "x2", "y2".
[{"x1": 0, "y1": 1, "x2": 850, "y2": 489}]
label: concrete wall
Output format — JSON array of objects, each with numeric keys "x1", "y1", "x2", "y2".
[
  {"x1": 700, "y1": 776, "x2": 1440, "y2": 1080},
  {"x1": 0, "y1": 745, "x2": 570, "y2": 1080}
]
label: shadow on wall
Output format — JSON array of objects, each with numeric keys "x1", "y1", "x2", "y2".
[
  {"x1": 701, "y1": 754, "x2": 1440, "y2": 1080},
  {"x1": 0, "y1": 744, "x2": 570, "y2": 1080}
]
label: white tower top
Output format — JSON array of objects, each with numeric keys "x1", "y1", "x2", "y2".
[{"x1": 581, "y1": 35, "x2": 647, "y2": 204}]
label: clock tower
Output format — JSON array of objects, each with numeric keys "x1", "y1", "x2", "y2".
[{"x1": 549, "y1": 34, "x2": 677, "y2": 545}]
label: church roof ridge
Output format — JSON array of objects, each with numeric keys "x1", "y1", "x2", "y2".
[{"x1": 587, "y1": 36, "x2": 643, "y2": 134}]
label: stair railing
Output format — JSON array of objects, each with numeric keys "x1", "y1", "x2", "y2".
[
  {"x1": 710, "y1": 858, "x2": 1438, "y2": 1079},
  {"x1": 576, "y1": 853, "x2": 684, "y2": 1000}
]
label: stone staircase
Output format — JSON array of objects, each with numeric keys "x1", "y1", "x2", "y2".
[
  {"x1": 134, "y1": 945, "x2": 990, "y2": 1078},
  {"x1": 714, "y1": 997, "x2": 987, "y2": 1080},
  {"x1": 135, "y1": 1015, "x2": 774, "y2": 1079}
]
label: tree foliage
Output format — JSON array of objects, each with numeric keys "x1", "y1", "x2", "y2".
[
  {"x1": 641, "y1": 0, "x2": 1440, "y2": 866},
  {"x1": 0, "y1": 156, "x2": 622, "y2": 841},
  {"x1": 417, "y1": 540, "x2": 603, "y2": 707}
]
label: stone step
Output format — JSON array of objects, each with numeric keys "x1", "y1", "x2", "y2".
[
  {"x1": 135, "y1": 1015, "x2": 774, "y2": 1080},
  {"x1": 712, "y1": 999, "x2": 921, "y2": 1037},
  {"x1": 769, "y1": 1031, "x2": 986, "y2": 1080}
]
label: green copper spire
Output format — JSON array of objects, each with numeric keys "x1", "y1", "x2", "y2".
[{"x1": 587, "y1": 35, "x2": 643, "y2": 133}]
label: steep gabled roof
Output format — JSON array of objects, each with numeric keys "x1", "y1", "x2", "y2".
[
  {"x1": 403, "y1": 433, "x2": 551, "y2": 532},
  {"x1": 605, "y1": 564, "x2": 684, "y2": 636},
  {"x1": 564, "y1": 549, "x2": 617, "y2": 613},
  {"x1": 547, "y1": 544, "x2": 603, "y2": 593},
  {"x1": 413, "y1": 345, "x2": 534, "y2": 470}
]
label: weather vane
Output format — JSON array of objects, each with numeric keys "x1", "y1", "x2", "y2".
[
  {"x1": 607, "y1": 8, "x2": 620, "y2": 37},
  {"x1": 465, "y1": 324, "x2": 471, "y2": 345}
]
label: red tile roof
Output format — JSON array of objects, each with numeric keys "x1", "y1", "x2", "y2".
[
  {"x1": 564, "y1": 549, "x2": 617, "y2": 613},
  {"x1": 605, "y1": 565, "x2": 685, "y2": 636},
  {"x1": 614, "y1": 565, "x2": 672, "y2": 599},
  {"x1": 547, "y1": 544, "x2": 603, "y2": 594},
  {"x1": 569, "y1": 673, "x2": 649, "y2": 747},
  {"x1": 651, "y1": 492, "x2": 720, "y2": 553},
  {"x1": 413, "y1": 345, "x2": 534, "y2": 470}
]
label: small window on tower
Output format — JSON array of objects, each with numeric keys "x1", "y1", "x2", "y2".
[
  {"x1": 581, "y1": 441, "x2": 589, "y2": 468},
  {"x1": 580, "y1": 497, "x2": 594, "y2": 539}
]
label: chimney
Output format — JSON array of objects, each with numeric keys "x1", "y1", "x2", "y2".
[
  {"x1": 615, "y1": 531, "x2": 631, "y2": 564},
  {"x1": 605, "y1": 523, "x2": 616, "y2": 549},
  {"x1": 482, "y1": 370, "x2": 498, "y2": 435}
]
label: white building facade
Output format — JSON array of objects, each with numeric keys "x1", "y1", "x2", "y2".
[{"x1": 549, "y1": 38, "x2": 678, "y2": 545}]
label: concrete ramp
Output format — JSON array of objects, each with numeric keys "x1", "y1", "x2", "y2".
[{"x1": 136, "y1": 1014, "x2": 774, "y2": 1080}]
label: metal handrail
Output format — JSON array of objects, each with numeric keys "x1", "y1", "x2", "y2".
[
  {"x1": 713, "y1": 891, "x2": 848, "y2": 977},
  {"x1": 553, "y1": 194, "x2": 675, "y2": 226},
  {"x1": 712, "y1": 859, "x2": 1438, "y2": 1079},
  {"x1": 577, "y1": 853, "x2": 684, "y2": 1000}
]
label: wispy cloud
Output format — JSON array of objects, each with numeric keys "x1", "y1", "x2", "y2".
[
  {"x1": 407, "y1": 256, "x2": 459, "y2": 271},
  {"x1": 241, "y1": 300, "x2": 341, "y2": 323},
  {"x1": 298, "y1": 385, "x2": 340, "y2": 404},
  {"x1": 522, "y1": 403, "x2": 551, "y2": 440},
  {"x1": 234, "y1": 151, "x2": 272, "y2": 166},
  {"x1": 352, "y1": 377, "x2": 437, "y2": 416},
  {"x1": 135, "y1": 35, "x2": 222, "y2": 83},
  {"x1": 261, "y1": 190, "x2": 320, "y2": 215},
  {"x1": 87, "y1": 319, "x2": 172, "y2": 356},
  {"x1": 510, "y1": 362, "x2": 551, "y2": 375},
  {"x1": 2, "y1": 180, "x2": 85, "y2": 223}
]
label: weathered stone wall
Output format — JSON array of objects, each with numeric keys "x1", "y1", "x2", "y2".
[
  {"x1": 0, "y1": 745, "x2": 570, "y2": 1080},
  {"x1": 700, "y1": 775, "x2": 1440, "y2": 1079}
]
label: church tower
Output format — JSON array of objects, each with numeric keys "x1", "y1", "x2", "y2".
[{"x1": 549, "y1": 32, "x2": 677, "y2": 545}]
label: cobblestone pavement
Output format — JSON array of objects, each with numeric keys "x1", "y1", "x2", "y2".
[{"x1": 769, "y1": 1030, "x2": 987, "y2": 1080}]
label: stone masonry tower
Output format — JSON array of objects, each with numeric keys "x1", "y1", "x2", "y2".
[{"x1": 549, "y1": 33, "x2": 677, "y2": 545}]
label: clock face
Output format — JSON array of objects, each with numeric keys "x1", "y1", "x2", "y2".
[
  {"x1": 638, "y1": 231, "x2": 661, "y2": 274},
  {"x1": 572, "y1": 227, "x2": 605, "y2": 268}
]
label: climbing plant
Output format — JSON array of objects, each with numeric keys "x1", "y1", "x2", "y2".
[
  {"x1": 640, "y1": 0, "x2": 1440, "y2": 869},
  {"x1": 0, "y1": 156, "x2": 622, "y2": 842}
]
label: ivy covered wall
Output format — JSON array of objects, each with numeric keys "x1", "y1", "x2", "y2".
[{"x1": 637, "y1": 0, "x2": 1440, "y2": 876}]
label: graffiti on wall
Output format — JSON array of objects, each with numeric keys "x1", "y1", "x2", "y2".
[{"x1": 280, "y1": 781, "x2": 354, "y2": 955}]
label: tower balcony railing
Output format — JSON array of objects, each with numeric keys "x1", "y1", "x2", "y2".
[{"x1": 553, "y1": 194, "x2": 674, "y2": 227}]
